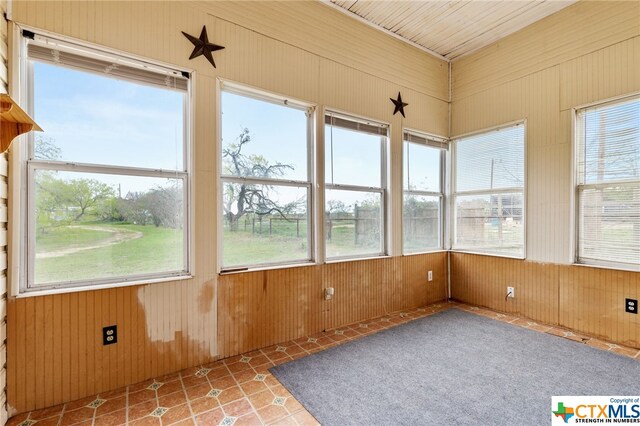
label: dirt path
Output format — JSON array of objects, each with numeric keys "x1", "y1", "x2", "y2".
[{"x1": 36, "y1": 225, "x2": 144, "y2": 259}]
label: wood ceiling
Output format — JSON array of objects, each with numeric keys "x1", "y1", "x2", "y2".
[{"x1": 325, "y1": 0, "x2": 578, "y2": 60}]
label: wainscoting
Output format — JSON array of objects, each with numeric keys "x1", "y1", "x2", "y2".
[{"x1": 451, "y1": 252, "x2": 640, "y2": 349}]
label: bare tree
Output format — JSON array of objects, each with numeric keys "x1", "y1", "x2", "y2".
[{"x1": 222, "y1": 128, "x2": 299, "y2": 231}]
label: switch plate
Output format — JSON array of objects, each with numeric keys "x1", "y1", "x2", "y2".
[
  {"x1": 428, "y1": 271, "x2": 433, "y2": 282},
  {"x1": 103, "y1": 325, "x2": 117, "y2": 345},
  {"x1": 625, "y1": 298, "x2": 637, "y2": 314}
]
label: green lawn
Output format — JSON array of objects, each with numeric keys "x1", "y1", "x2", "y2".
[
  {"x1": 35, "y1": 223, "x2": 183, "y2": 284},
  {"x1": 36, "y1": 226, "x2": 113, "y2": 253}
]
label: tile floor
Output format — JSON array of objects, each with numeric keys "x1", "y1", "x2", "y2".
[{"x1": 8, "y1": 301, "x2": 640, "y2": 426}]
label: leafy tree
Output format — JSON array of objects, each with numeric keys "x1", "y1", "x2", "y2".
[
  {"x1": 65, "y1": 179, "x2": 115, "y2": 221},
  {"x1": 222, "y1": 128, "x2": 299, "y2": 231},
  {"x1": 36, "y1": 176, "x2": 115, "y2": 224}
]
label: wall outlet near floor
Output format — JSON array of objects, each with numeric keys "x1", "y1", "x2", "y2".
[
  {"x1": 428, "y1": 271, "x2": 433, "y2": 282},
  {"x1": 625, "y1": 298, "x2": 637, "y2": 314},
  {"x1": 324, "y1": 287, "x2": 335, "y2": 301},
  {"x1": 103, "y1": 325, "x2": 117, "y2": 345},
  {"x1": 507, "y1": 287, "x2": 515, "y2": 298}
]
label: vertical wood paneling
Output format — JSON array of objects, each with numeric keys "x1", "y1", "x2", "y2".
[
  {"x1": 5, "y1": 0, "x2": 448, "y2": 416},
  {"x1": 449, "y1": 2, "x2": 640, "y2": 361},
  {"x1": 217, "y1": 253, "x2": 448, "y2": 359}
]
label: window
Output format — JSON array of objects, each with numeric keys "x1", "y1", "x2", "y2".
[
  {"x1": 219, "y1": 85, "x2": 313, "y2": 270},
  {"x1": 23, "y1": 32, "x2": 190, "y2": 292},
  {"x1": 453, "y1": 123, "x2": 525, "y2": 257},
  {"x1": 575, "y1": 96, "x2": 640, "y2": 270},
  {"x1": 403, "y1": 131, "x2": 446, "y2": 253},
  {"x1": 325, "y1": 113, "x2": 388, "y2": 259}
]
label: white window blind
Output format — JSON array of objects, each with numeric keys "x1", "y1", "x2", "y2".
[
  {"x1": 576, "y1": 96, "x2": 640, "y2": 269},
  {"x1": 453, "y1": 123, "x2": 525, "y2": 256},
  {"x1": 27, "y1": 33, "x2": 188, "y2": 92}
]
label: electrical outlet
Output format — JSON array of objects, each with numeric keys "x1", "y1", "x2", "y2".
[
  {"x1": 103, "y1": 325, "x2": 117, "y2": 345},
  {"x1": 428, "y1": 271, "x2": 433, "y2": 282},
  {"x1": 324, "y1": 287, "x2": 335, "y2": 301},
  {"x1": 507, "y1": 286, "x2": 515, "y2": 298},
  {"x1": 626, "y1": 298, "x2": 637, "y2": 314}
]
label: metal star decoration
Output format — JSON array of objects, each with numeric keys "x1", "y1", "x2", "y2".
[
  {"x1": 182, "y1": 26, "x2": 225, "y2": 68},
  {"x1": 390, "y1": 92, "x2": 408, "y2": 118}
]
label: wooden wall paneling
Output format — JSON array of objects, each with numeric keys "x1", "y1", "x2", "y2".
[
  {"x1": 4, "y1": 0, "x2": 449, "y2": 414},
  {"x1": 217, "y1": 253, "x2": 448, "y2": 359},
  {"x1": 451, "y1": 253, "x2": 560, "y2": 326},
  {"x1": 558, "y1": 265, "x2": 640, "y2": 348}
]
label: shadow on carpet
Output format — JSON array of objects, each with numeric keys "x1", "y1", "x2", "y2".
[{"x1": 270, "y1": 309, "x2": 640, "y2": 425}]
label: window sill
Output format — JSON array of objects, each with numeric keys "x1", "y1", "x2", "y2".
[
  {"x1": 449, "y1": 249, "x2": 525, "y2": 260},
  {"x1": 402, "y1": 249, "x2": 447, "y2": 256},
  {"x1": 219, "y1": 261, "x2": 317, "y2": 276},
  {"x1": 574, "y1": 261, "x2": 640, "y2": 273},
  {"x1": 15, "y1": 274, "x2": 194, "y2": 298},
  {"x1": 325, "y1": 253, "x2": 390, "y2": 264}
]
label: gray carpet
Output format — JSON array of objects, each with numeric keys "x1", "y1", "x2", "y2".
[{"x1": 270, "y1": 309, "x2": 640, "y2": 426}]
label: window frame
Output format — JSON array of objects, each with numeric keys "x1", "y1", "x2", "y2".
[
  {"x1": 402, "y1": 129, "x2": 448, "y2": 255},
  {"x1": 573, "y1": 94, "x2": 640, "y2": 272},
  {"x1": 16, "y1": 27, "x2": 194, "y2": 295},
  {"x1": 323, "y1": 110, "x2": 390, "y2": 261},
  {"x1": 217, "y1": 80, "x2": 316, "y2": 273},
  {"x1": 451, "y1": 120, "x2": 527, "y2": 259}
]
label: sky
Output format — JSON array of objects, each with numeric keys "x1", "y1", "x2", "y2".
[
  {"x1": 35, "y1": 59, "x2": 444, "y2": 210},
  {"x1": 33, "y1": 61, "x2": 184, "y2": 193}
]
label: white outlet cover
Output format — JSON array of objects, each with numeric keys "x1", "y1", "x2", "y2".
[
  {"x1": 507, "y1": 287, "x2": 515, "y2": 298},
  {"x1": 428, "y1": 271, "x2": 433, "y2": 281}
]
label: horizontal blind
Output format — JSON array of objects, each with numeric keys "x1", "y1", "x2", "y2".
[
  {"x1": 453, "y1": 123, "x2": 525, "y2": 257},
  {"x1": 28, "y1": 40, "x2": 188, "y2": 92},
  {"x1": 576, "y1": 97, "x2": 640, "y2": 185},
  {"x1": 403, "y1": 131, "x2": 448, "y2": 150},
  {"x1": 455, "y1": 124, "x2": 525, "y2": 192},
  {"x1": 576, "y1": 96, "x2": 640, "y2": 268},
  {"x1": 324, "y1": 114, "x2": 387, "y2": 136},
  {"x1": 578, "y1": 185, "x2": 640, "y2": 267}
]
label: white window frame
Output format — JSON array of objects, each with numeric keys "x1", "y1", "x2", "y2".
[
  {"x1": 451, "y1": 120, "x2": 527, "y2": 259},
  {"x1": 217, "y1": 80, "x2": 316, "y2": 273},
  {"x1": 13, "y1": 27, "x2": 194, "y2": 295},
  {"x1": 324, "y1": 110, "x2": 389, "y2": 261},
  {"x1": 402, "y1": 129, "x2": 448, "y2": 255},
  {"x1": 573, "y1": 94, "x2": 640, "y2": 272}
]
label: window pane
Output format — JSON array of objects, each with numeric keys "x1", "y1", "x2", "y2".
[
  {"x1": 325, "y1": 125, "x2": 382, "y2": 187},
  {"x1": 579, "y1": 185, "x2": 640, "y2": 266},
  {"x1": 222, "y1": 183, "x2": 309, "y2": 267},
  {"x1": 581, "y1": 99, "x2": 640, "y2": 184},
  {"x1": 221, "y1": 91, "x2": 308, "y2": 181},
  {"x1": 455, "y1": 193, "x2": 524, "y2": 256},
  {"x1": 32, "y1": 61, "x2": 185, "y2": 170},
  {"x1": 325, "y1": 189, "x2": 382, "y2": 258},
  {"x1": 403, "y1": 194, "x2": 440, "y2": 252},
  {"x1": 33, "y1": 170, "x2": 185, "y2": 285},
  {"x1": 456, "y1": 125, "x2": 524, "y2": 192},
  {"x1": 404, "y1": 142, "x2": 441, "y2": 192}
]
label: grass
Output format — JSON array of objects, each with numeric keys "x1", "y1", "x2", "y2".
[
  {"x1": 35, "y1": 223, "x2": 183, "y2": 284},
  {"x1": 36, "y1": 225, "x2": 113, "y2": 253}
]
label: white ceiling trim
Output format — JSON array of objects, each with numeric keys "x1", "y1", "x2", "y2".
[{"x1": 318, "y1": 0, "x2": 450, "y2": 62}]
